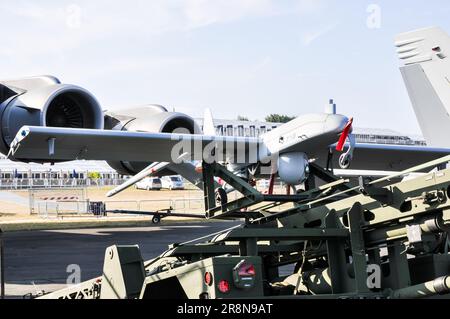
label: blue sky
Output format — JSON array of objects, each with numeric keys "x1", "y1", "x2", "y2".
[{"x1": 1, "y1": 0, "x2": 450, "y2": 135}]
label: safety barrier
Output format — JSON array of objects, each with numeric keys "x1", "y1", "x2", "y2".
[
  {"x1": 36, "y1": 198, "x2": 205, "y2": 219},
  {"x1": 0, "y1": 178, "x2": 128, "y2": 190}
]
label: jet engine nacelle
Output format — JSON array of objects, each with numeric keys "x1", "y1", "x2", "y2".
[
  {"x1": 0, "y1": 76, "x2": 103, "y2": 159},
  {"x1": 105, "y1": 105, "x2": 201, "y2": 175},
  {"x1": 277, "y1": 152, "x2": 310, "y2": 186}
]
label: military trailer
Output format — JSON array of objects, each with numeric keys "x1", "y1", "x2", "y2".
[{"x1": 39, "y1": 156, "x2": 450, "y2": 299}]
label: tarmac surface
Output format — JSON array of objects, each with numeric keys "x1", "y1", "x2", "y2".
[
  {"x1": 0, "y1": 191, "x2": 28, "y2": 206},
  {"x1": 1, "y1": 221, "x2": 240, "y2": 298}
]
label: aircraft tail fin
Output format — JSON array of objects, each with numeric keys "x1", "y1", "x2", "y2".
[
  {"x1": 395, "y1": 27, "x2": 450, "y2": 147},
  {"x1": 203, "y1": 108, "x2": 216, "y2": 136}
]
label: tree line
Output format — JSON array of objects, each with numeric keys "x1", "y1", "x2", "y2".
[{"x1": 236, "y1": 114, "x2": 296, "y2": 123}]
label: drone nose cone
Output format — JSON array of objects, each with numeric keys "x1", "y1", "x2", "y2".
[{"x1": 324, "y1": 114, "x2": 350, "y2": 134}]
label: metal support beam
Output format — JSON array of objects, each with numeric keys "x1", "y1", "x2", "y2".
[
  {"x1": 202, "y1": 162, "x2": 217, "y2": 218},
  {"x1": 358, "y1": 176, "x2": 393, "y2": 205},
  {"x1": 239, "y1": 237, "x2": 258, "y2": 256},
  {"x1": 262, "y1": 194, "x2": 310, "y2": 202},
  {"x1": 304, "y1": 171, "x2": 316, "y2": 191},
  {"x1": 367, "y1": 248, "x2": 381, "y2": 269},
  {"x1": 213, "y1": 163, "x2": 259, "y2": 196},
  {"x1": 387, "y1": 241, "x2": 411, "y2": 289},
  {"x1": 205, "y1": 163, "x2": 263, "y2": 218},
  {"x1": 309, "y1": 163, "x2": 359, "y2": 195},
  {"x1": 347, "y1": 202, "x2": 370, "y2": 293},
  {"x1": 325, "y1": 211, "x2": 349, "y2": 294},
  {"x1": 221, "y1": 227, "x2": 349, "y2": 241}
]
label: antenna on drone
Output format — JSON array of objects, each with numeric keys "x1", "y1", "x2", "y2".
[{"x1": 325, "y1": 99, "x2": 337, "y2": 114}]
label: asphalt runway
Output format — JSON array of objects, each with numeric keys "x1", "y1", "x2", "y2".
[{"x1": 1, "y1": 221, "x2": 239, "y2": 298}]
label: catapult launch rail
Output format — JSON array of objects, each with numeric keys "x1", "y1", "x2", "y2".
[{"x1": 39, "y1": 156, "x2": 450, "y2": 299}]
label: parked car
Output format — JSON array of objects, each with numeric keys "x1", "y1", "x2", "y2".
[
  {"x1": 161, "y1": 175, "x2": 185, "y2": 190},
  {"x1": 135, "y1": 177, "x2": 162, "y2": 190}
]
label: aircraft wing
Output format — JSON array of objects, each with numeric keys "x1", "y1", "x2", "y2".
[
  {"x1": 166, "y1": 162, "x2": 205, "y2": 188},
  {"x1": 10, "y1": 126, "x2": 450, "y2": 174},
  {"x1": 314, "y1": 143, "x2": 450, "y2": 171},
  {"x1": 10, "y1": 126, "x2": 262, "y2": 163}
]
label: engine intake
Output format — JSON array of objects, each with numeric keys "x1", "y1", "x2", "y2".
[
  {"x1": 0, "y1": 76, "x2": 103, "y2": 158},
  {"x1": 105, "y1": 105, "x2": 201, "y2": 175},
  {"x1": 45, "y1": 90, "x2": 102, "y2": 129}
]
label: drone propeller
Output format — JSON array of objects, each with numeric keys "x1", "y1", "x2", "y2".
[{"x1": 336, "y1": 117, "x2": 353, "y2": 152}]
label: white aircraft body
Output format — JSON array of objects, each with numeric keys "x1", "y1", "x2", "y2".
[
  {"x1": 396, "y1": 27, "x2": 450, "y2": 148},
  {"x1": 2, "y1": 26, "x2": 450, "y2": 193}
]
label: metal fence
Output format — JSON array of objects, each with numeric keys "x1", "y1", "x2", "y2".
[
  {"x1": 0, "y1": 178, "x2": 128, "y2": 190},
  {"x1": 30, "y1": 188, "x2": 88, "y2": 216},
  {"x1": 36, "y1": 197, "x2": 205, "y2": 219},
  {"x1": 29, "y1": 185, "x2": 291, "y2": 219},
  {"x1": 34, "y1": 191, "x2": 292, "y2": 219}
]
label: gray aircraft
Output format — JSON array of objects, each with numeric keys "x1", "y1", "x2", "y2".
[
  {"x1": 2, "y1": 26, "x2": 450, "y2": 192},
  {"x1": 4, "y1": 26, "x2": 450, "y2": 300},
  {"x1": 396, "y1": 26, "x2": 450, "y2": 148}
]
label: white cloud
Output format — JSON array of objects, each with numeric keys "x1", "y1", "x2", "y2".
[
  {"x1": 0, "y1": 0, "x2": 325, "y2": 74},
  {"x1": 0, "y1": 0, "x2": 329, "y2": 110},
  {"x1": 300, "y1": 22, "x2": 340, "y2": 46},
  {"x1": 0, "y1": 2, "x2": 48, "y2": 19},
  {"x1": 0, "y1": 0, "x2": 278, "y2": 36},
  {"x1": 0, "y1": 0, "x2": 325, "y2": 38},
  {"x1": 183, "y1": 0, "x2": 274, "y2": 29},
  {"x1": 252, "y1": 56, "x2": 272, "y2": 73}
]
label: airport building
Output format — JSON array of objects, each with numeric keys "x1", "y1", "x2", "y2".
[
  {"x1": 197, "y1": 118, "x2": 427, "y2": 146},
  {"x1": 0, "y1": 118, "x2": 426, "y2": 188}
]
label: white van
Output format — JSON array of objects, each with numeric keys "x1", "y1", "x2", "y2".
[
  {"x1": 161, "y1": 176, "x2": 185, "y2": 190},
  {"x1": 135, "y1": 177, "x2": 162, "y2": 191}
]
